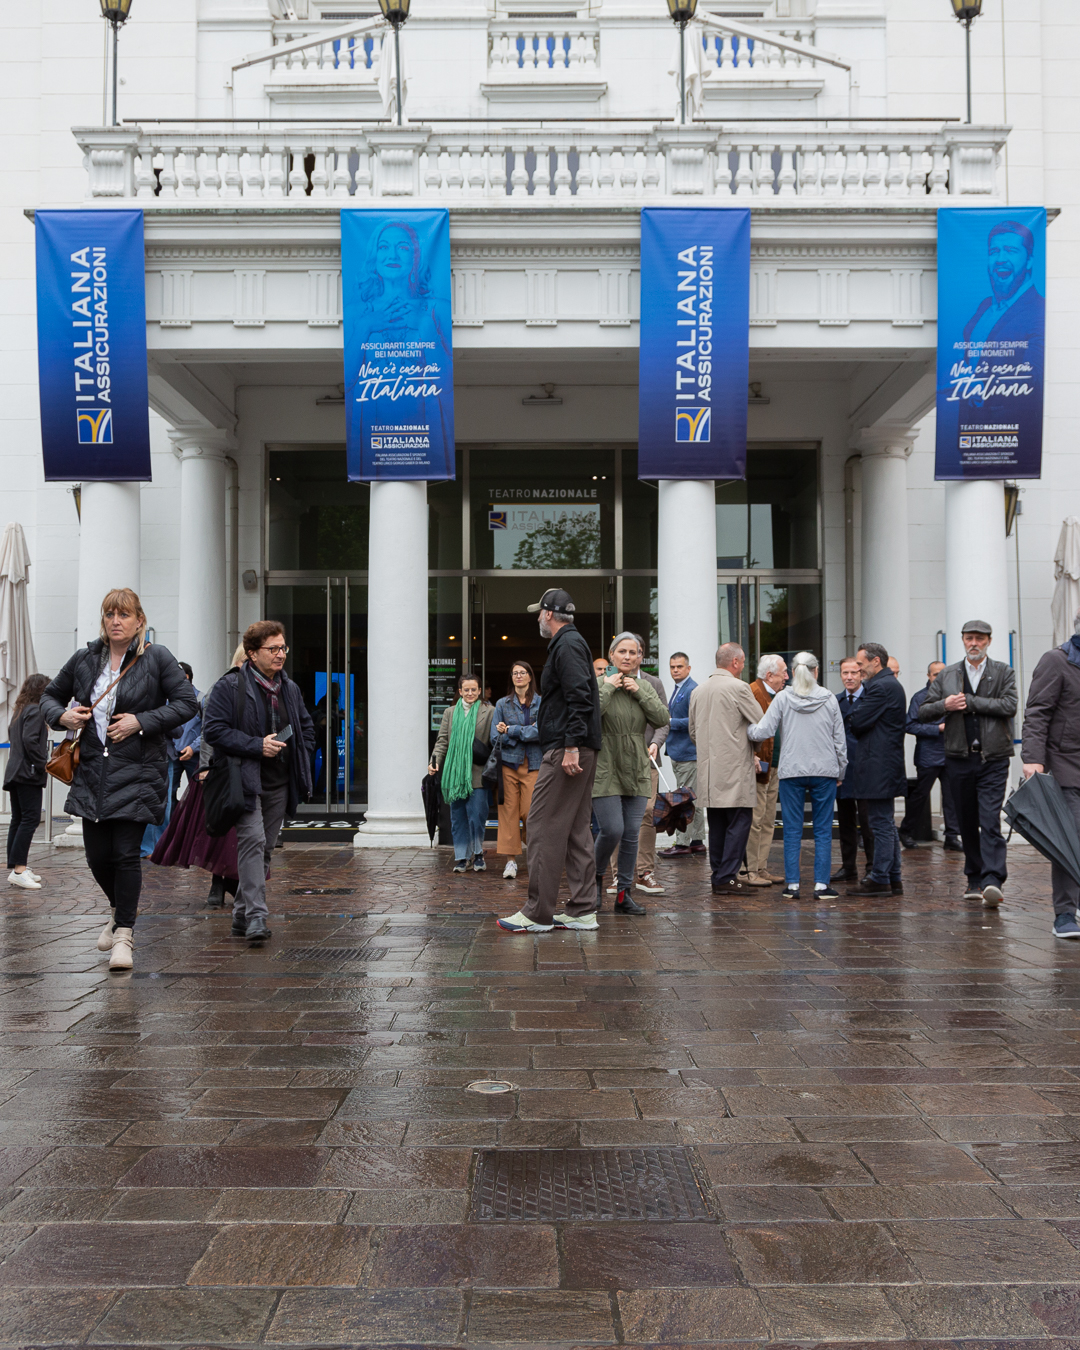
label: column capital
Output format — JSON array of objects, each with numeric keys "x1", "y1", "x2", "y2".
[
  {"x1": 849, "y1": 423, "x2": 917, "y2": 459},
  {"x1": 168, "y1": 425, "x2": 236, "y2": 461}
]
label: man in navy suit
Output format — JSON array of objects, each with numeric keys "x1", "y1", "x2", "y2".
[
  {"x1": 833, "y1": 657, "x2": 874, "y2": 884},
  {"x1": 657, "y1": 652, "x2": 705, "y2": 857},
  {"x1": 963, "y1": 221, "x2": 1045, "y2": 348}
]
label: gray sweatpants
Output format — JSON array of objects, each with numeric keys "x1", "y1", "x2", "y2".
[{"x1": 233, "y1": 784, "x2": 289, "y2": 923}]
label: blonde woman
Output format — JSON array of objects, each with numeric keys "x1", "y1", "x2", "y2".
[{"x1": 40, "y1": 589, "x2": 197, "y2": 970}]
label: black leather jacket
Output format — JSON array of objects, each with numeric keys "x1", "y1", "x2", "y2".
[{"x1": 918, "y1": 657, "x2": 1017, "y2": 760}]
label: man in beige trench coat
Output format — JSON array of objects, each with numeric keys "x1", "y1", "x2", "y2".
[{"x1": 689, "y1": 643, "x2": 762, "y2": 895}]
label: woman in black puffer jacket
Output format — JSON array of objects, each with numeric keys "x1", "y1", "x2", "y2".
[{"x1": 41, "y1": 588, "x2": 197, "y2": 971}]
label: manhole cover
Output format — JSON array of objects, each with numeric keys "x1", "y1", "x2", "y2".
[
  {"x1": 278, "y1": 946, "x2": 386, "y2": 963},
  {"x1": 466, "y1": 1080, "x2": 515, "y2": 1094},
  {"x1": 471, "y1": 1148, "x2": 713, "y2": 1222},
  {"x1": 286, "y1": 888, "x2": 356, "y2": 896}
]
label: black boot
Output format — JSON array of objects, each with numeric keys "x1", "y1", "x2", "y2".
[
  {"x1": 614, "y1": 888, "x2": 646, "y2": 916},
  {"x1": 206, "y1": 876, "x2": 226, "y2": 908}
]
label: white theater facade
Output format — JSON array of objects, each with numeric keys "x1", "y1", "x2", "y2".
[{"x1": 4, "y1": 0, "x2": 1077, "y2": 844}]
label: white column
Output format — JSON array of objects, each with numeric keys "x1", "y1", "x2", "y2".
[
  {"x1": 77, "y1": 481, "x2": 142, "y2": 646},
  {"x1": 855, "y1": 425, "x2": 913, "y2": 684},
  {"x1": 171, "y1": 432, "x2": 230, "y2": 690},
  {"x1": 657, "y1": 479, "x2": 718, "y2": 686},
  {"x1": 354, "y1": 479, "x2": 430, "y2": 847},
  {"x1": 944, "y1": 479, "x2": 1009, "y2": 663}
]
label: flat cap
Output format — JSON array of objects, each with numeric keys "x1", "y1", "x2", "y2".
[{"x1": 961, "y1": 619, "x2": 993, "y2": 635}]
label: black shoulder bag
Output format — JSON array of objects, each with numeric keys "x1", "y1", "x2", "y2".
[{"x1": 203, "y1": 673, "x2": 248, "y2": 837}]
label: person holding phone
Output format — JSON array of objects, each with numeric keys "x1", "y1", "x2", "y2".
[
  {"x1": 40, "y1": 589, "x2": 198, "y2": 971},
  {"x1": 203, "y1": 621, "x2": 315, "y2": 945}
]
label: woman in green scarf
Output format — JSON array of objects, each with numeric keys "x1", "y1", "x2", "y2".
[{"x1": 429, "y1": 671, "x2": 495, "y2": 873}]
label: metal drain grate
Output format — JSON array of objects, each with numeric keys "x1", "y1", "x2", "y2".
[
  {"x1": 278, "y1": 946, "x2": 386, "y2": 963},
  {"x1": 286, "y1": 887, "x2": 356, "y2": 896},
  {"x1": 471, "y1": 1148, "x2": 713, "y2": 1222}
]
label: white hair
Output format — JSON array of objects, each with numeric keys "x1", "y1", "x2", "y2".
[
  {"x1": 790, "y1": 650, "x2": 819, "y2": 697},
  {"x1": 757, "y1": 653, "x2": 786, "y2": 679}
]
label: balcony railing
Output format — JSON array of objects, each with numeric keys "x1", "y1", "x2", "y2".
[
  {"x1": 488, "y1": 19, "x2": 600, "y2": 73},
  {"x1": 75, "y1": 123, "x2": 1007, "y2": 204}
]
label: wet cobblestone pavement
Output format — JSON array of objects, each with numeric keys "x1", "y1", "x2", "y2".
[{"x1": 4, "y1": 835, "x2": 1080, "y2": 1346}]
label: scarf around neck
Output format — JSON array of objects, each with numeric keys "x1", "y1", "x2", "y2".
[
  {"x1": 248, "y1": 662, "x2": 283, "y2": 730},
  {"x1": 442, "y1": 697, "x2": 480, "y2": 803}
]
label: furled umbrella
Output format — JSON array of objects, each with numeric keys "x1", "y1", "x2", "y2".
[
  {"x1": 0, "y1": 522, "x2": 39, "y2": 744},
  {"x1": 1003, "y1": 771, "x2": 1080, "y2": 889},
  {"x1": 1052, "y1": 517, "x2": 1080, "y2": 646},
  {"x1": 653, "y1": 762, "x2": 697, "y2": 838},
  {"x1": 421, "y1": 772, "x2": 443, "y2": 847}
]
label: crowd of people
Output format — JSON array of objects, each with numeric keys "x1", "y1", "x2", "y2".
[{"x1": 5, "y1": 582, "x2": 1080, "y2": 970}]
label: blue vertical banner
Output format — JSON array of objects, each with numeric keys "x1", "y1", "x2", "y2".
[
  {"x1": 341, "y1": 209, "x2": 455, "y2": 481},
  {"x1": 638, "y1": 207, "x2": 750, "y2": 480},
  {"x1": 35, "y1": 209, "x2": 151, "y2": 482},
  {"x1": 935, "y1": 206, "x2": 1046, "y2": 480}
]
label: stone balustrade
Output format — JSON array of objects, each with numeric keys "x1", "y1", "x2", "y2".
[
  {"x1": 267, "y1": 22, "x2": 385, "y2": 75},
  {"x1": 488, "y1": 20, "x2": 600, "y2": 73},
  {"x1": 703, "y1": 28, "x2": 817, "y2": 71},
  {"x1": 74, "y1": 123, "x2": 1007, "y2": 204}
]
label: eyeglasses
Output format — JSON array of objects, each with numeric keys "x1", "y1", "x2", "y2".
[{"x1": 261, "y1": 645, "x2": 289, "y2": 656}]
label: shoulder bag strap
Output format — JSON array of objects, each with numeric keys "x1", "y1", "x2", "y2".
[{"x1": 88, "y1": 650, "x2": 143, "y2": 712}]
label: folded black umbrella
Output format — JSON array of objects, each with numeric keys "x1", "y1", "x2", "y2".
[
  {"x1": 421, "y1": 773, "x2": 442, "y2": 847},
  {"x1": 653, "y1": 764, "x2": 696, "y2": 837},
  {"x1": 1003, "y1": 771, "x2": 1080, "y2": 888}
]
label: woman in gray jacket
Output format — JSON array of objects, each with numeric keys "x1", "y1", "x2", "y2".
[{"x1": 748, "y1": 652, "x2": 847, "y2": 900}]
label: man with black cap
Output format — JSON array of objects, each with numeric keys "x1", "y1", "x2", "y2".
[
  {"x1": 498, "y1": 588, "x2": 603, "y2": 934},
  {"x1": 919, "y1": 620, "x2": 1017, "y2": 907}
]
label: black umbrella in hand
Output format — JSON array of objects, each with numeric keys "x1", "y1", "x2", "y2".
[
  {"x1": 421, "y1": 773, "x2": 443, "y2": 847},
  {"x1": 1004, "y1": 771, "x2": 1080, "y2": 888},
  {"x1": 652, "y1": 762, "x2": 696, "y2": 837}
]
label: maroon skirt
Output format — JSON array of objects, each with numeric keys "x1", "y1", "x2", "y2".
[{"x1": 149, "y1": 776, "x2": 239, "y2": 879}]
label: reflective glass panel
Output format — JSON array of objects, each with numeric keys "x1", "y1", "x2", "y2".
[{"x1": 268, "y1": 449, "x2": 369, "y2": 571}]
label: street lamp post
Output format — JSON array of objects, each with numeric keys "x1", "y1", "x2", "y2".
[
  {"x1": 99, "y1": 0, "x2": 134, "y2": 127},
  {"x1": 665, "y1": 0, "x2": 698, "y2": 127},
  {"x1": 949, "y1": 0, "x2": 983, "y2": 125},
  {"x1": 378, "y1": 0, "x2": 411, "y2": 128}
]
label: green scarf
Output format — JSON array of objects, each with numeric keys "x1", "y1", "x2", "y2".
[{"x1": 442, "y1": 697, "x2": 480, "y2": 803}]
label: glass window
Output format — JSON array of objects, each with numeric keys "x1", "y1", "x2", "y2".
[
  {"x1": 269, "y1": 448, "x2": 369, "y2": 571},
  {"x1": 429, "y1": 477, "x2": 462, "y2": 571},
  {"x1": 622, "y1": 577, "x2": 659, "y2": 675},
  {"x1": 622, "y1": 448, "x2": 658, "y2": 569},
  {"x1": 716, "y1": 446, "x2": 818, "y2": 569},
  {"x1": 717, "y1": 578, "x2": 822, "y2": 681},
  {"x1": 469, "y1": 446, "x2": 615, "y2": 570}
]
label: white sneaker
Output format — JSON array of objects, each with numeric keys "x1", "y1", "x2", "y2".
[
  {"x1": 96, "y1": 910, "x2": 116, "y2": 952},
  {"x1": 552, "y1": 911, "x2": 599, "y2": 930},
  {"x1": 497, "y1": 910, "x2": 553, "y2": 933},
  {"x1": 502, "y1": 859, "x2": 518, "y2": 879},
  {"x1": 109, "y1": 928, "x2": 134, "y2": 970},
  {"x1": 8, "y1": 870, "x2": 41, "y2": 891},
  {"x1": 982, "y1": 885, "x2": 1004, "y2": 908},
  {"x1": 24, "y1": 870, "x2": 41, "y2": 884},
  {"x1": 606, "y1": 884, "x2": 620, "y2": 895}
]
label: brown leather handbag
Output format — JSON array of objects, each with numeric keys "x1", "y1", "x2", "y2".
[{"x1": 46, "y1": 653, "x2": 142, "y2": 786}]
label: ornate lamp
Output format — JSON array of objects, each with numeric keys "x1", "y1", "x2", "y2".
[
  {"x1": 378, "y1": 0, "x2": 411, "y2": 124},
  {"x1": 99, "y1": 0, "x2": 134, "y2": 126},
  {"x1": 948, "y1": 0, "x2": 983, "y2": 124},
  {"x1": 664, "y1": 0, "x2": 699, "y2": 126}
]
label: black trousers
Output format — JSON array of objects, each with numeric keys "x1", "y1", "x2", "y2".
[
  {"x1": 1053, "y1": 786, "x2": 1080, "y2": 919},
  {"x1": 5, "y1": 784, "x2": 42, "y2": 870},
  {"x1": 707, "y1": 806, "x2": 754, "y2": 887},
  {"x1": 944, "y1": 755, "x2": 1010, "y2": 888},
  {"x1": 836, "y1": 797, "x2": 874, "y2": 876},
  {"x1": 82, "y1": 818, "x2": 145, "y2": 929},
  {"x1": 899, "y1": 763, "x2": 960, "y2": 839}
]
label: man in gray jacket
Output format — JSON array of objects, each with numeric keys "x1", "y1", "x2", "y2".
[
  {"x1": 919, "y1": 620, "x2": 1017, "y2": 907},
  {"x1": 1021, "y1": 609, "x2": 1080, "y2": 938}
]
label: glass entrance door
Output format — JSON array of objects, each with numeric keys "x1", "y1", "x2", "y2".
[{"x1": 265, "y1": 578, "x2": 368, "y2": 814}]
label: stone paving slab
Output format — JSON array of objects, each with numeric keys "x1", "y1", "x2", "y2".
[{"x1": 0, "y1": 835, "x2": 1079, "y2": 1344}]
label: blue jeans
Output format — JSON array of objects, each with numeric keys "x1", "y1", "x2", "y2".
[
  {"x1": 450, "y1": 787, "x2": 489, "y2": 862},
  {"x1": 777, "y1": 776, "x2": 837, "y2": 888},
  {"x1": 865, "y1": 797, "x2": 902, "y2": 885}
]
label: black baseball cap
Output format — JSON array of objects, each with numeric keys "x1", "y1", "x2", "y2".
[{"x1": 527, "y1": 588, "x2": 576, "y2": 617}]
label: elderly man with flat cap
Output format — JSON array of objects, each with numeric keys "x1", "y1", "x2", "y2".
[
  {"x1": 499, "y1": 588, "x2": 602, "y2": 934},
  {"x1": 919, "y1": 619, "x2": 1017, "y2": 908}
]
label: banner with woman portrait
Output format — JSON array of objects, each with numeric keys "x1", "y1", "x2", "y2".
[
  {"x1": 935, "y1": 206, "x2": 1047, "y2": 480},
  {"x1": 341, "y1": 209, "x2": 455, "y2": 481}
]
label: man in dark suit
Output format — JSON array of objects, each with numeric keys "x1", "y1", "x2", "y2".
[
  {"x1": 963, "y1": 220, "x2": 1045, "y2": 348},
  {"x1": 847, "y1": 642, "x2": 908, "y2": 898},
  {"x1": 832, "y1": 656, "x2": 874, "y2": 884},
  {"x1": 899, "y1": 660, "x2": 962, "y2": 851}
]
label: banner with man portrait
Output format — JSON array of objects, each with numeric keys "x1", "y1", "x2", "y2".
[
  {"x1": 638, "y1": 206, "x2": 751, "y2": 481},
  {"x1": 935, "y1": 207, "x2": 1047, "y2": 480},
  {"x1": 35, "y1": 209, "x2": 151, "y2": 482},
  {"x1": 341, "y1": 209, "x2": 455, "y2": 482}
]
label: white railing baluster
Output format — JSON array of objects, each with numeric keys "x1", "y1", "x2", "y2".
[
  {"x1": 554, "y1": 146, "x2": 572, "y2": 198},
  {"x1": 532, "y1": 142, "x2": 551, "y2": 196},
  {"x1": 488, "y1": 143, "x2": 508, "y2": 197},
  {"x1": 842, "y1": 142, "x2": 863, "y2": 196},
  {"x1": 734, "y1": 144, "x2": 754, "y2": 197},
  {"x1": 354, "y1": 141, "x2": 372, "y2": 198},
  {"x1": 864, "y1": 143, "x2": 885, "y2": 197},
  {"x1": 776, "y1": 144, "x2": 797, "y2": 197},
  {"x1": 510, "y1": 141, "x2": 529, "y2": 197},
  {"x1": 756, "y1": 144, "x2": 776, "y2": 196}
]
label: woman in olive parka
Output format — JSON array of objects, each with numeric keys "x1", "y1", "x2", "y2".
[{"x1": 593, "y1": 633, "x2": 670, "y2": 914}]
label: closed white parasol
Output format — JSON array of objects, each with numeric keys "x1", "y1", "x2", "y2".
[
  {"x1": 0, "y1": 523, "x2": 39, "y2": 744},
  {"x1": 1052, "y1": 517, "x2": 1080, "y2": 647}
]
